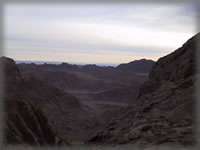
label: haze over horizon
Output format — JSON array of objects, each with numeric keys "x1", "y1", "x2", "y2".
[{"x1": 4, "y1": 3, "x2": 197, "y2": 64}]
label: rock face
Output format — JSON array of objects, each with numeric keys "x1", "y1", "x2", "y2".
[
  {"x1": 116, "y1": 59, "x2": 155, "y2": 74},
  {"x1": 1, "y1": 57, "x2": 92, "y2": 145},
  {"x1": 88, "y1": 33, "x2": 199, "y2": 145},
  {"x1": 139, "y1": 35, "x2": 196, "y2": 97},
  {"x1": 5, "y1": 99, "x2": 67, "y2": 145}
]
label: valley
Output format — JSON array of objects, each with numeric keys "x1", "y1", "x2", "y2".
[
  {"x1": 16, "y1": 59, "x2": 153, "y2": 143},
  {"x1": 2, "y1": 33, "x2": 198, "y2": 146}
]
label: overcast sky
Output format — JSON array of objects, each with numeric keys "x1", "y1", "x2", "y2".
[{"x1": 4, "y1": 3, "x2": 197, "y2": 65}]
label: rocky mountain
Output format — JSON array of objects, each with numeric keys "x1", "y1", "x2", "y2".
[
  {"x1": 88, "y1": 33, "x2": 199, "y2": 145},
  {"x1": 1, "y1": 57, "x2": 97, "y2": 145},
  {"x1": 116, "y1": 59, "x2": 155, "y2": 74}
]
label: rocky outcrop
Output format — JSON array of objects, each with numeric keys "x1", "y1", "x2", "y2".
[
  {"x1": 87, "y1": 33, "x2": 199, "y2": 145},
  {"x1": 139, "y1": 34, "x2": 197, "y2": 97},
  {"x1": 4, "y1": 99, "x2": 67, "y2": 145}
]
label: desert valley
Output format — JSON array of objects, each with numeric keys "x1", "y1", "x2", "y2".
[{"x1": 1, "y1": 32, "x2": 198, "y2": 147}]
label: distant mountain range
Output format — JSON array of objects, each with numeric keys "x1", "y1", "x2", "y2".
[
  {"x1": 17, "y1": 59, "x2": 154, "y2": 103},
  {"x1": 17, "y1": 59, "x2": 155, "y2": 72},
  {"x1": 16, "y1": 60, "x2": 120, "y2": 67}
]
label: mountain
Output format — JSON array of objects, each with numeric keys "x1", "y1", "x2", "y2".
[
  {"x1": 116, "y1": 59, "x2": 155, "y2": 74},
  {"x1": 1, "y1": 57, "x2": 96, "y2": 145},
  {"x1": 88, "y1": 33, "x2": 199, "y2": 145}
]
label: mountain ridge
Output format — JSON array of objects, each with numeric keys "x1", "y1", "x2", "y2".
[
  {"x1": 87, "y1": 33, "x2": 199, "y2": 145},
  {"x1": 1, "y1": 56, "x2": 98, "y2": 145},
  {"x1": 17, "y1": 59, "x2": 152, "y2": 104}
]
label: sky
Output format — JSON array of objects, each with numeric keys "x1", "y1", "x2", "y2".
[{"x1": 4, "y1": 3, "x2": 197, "y2": 65}]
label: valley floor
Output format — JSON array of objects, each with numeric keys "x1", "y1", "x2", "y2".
[{"x1": 65, "y1": 89, "x2": 128, "y2": 144}]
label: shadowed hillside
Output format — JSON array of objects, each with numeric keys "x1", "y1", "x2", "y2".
[
  {"x1": 88, "y1": 33, "x2": 199, "y2": 145},
  {"x1": 1, "y1": 57, "x2": 98, "y2": 145}
]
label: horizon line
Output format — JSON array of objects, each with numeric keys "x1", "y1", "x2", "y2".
[{"x1": 14, "y1": 58, "x2": 155, "y2": 67}]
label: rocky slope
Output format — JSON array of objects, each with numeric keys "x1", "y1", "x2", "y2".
[
  {"x1": 4, "y1": 98, "x2": 68, "y2": 146},
  {"x1": 88, "y1": 33, "x2": 199, "y2": 145},
  {"x1": 1, "y1": 57, "x2": 96, "y2": 145}
]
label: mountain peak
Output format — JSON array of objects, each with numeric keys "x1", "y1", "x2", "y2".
[{"x1": 117, "y1": 59, "x2": 155, "y2": 73}]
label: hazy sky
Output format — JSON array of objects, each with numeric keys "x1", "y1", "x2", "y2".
[{"x1": 4, "y1": 4, "x2": 197, "y2": 64}]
